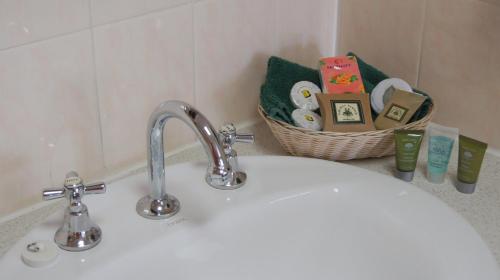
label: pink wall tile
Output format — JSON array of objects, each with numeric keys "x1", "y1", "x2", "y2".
[
  {"x1": 90, "y1": 0, "x2": 191, "y2": 25},
  {"x1": 0, "y1": 0, "x2": 89, "y2": 49},
  {"x1": 194, "y1": 0, "x2": 275, "y2": 128},
  {"x1": 0, "y1": 31, "x2": 103, "y2": 215},
  {"x1": 338, "y1": 0, "x2": 426, "y2": 86},
  {"x1": 275, "y1": 0, "x2": 337, "y2": 68},
  {"x1": 93, "y1": 5, "x2": 196, "y2": 172},
  {"x1": 418, "y1": 0, "x2": 500, "y2": 148},
  {"x1": 0, "y1": 0, "x2": 340, "y2": 216}
]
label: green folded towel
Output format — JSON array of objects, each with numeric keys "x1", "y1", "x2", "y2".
[
  {"x1": 260, "y1": 53, "x2": 433, "y2": 125},
  {"x1": 260, "y1": 56, "x2": 321, "y2": 123}
]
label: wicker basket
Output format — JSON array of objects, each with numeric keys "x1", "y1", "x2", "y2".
[{"x1": 258, "y1": 104, "x2": 435, "y2": 161}]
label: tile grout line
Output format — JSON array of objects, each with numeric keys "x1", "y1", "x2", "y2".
[
  {"x1": 87, "y1": 0, "x2": 107, "y2": 176},
  {"x1": 0, "y1": 27, "x2": 91, "y2": 52},
  {"x1": 274, "y1": 0, "x2": 278, "y2": 55},
  {"x1": 332, "y1": 0, "x2": 341, "y2": 55},
  {"x1": 0, "y1": 0, "x2": 194, "y2": 53},
  {"x1": 191, "y1": 1, "x2": 197, "y2": 107},
  {"x1": 336, "y1": 0, "x2": 344, "y2": 55},
  {"x1": 415, "y1": 0, "x2": 429, "y2": 88},
  {"x1": 91, "y1": 0, "x2": 194, "y2": 28}
]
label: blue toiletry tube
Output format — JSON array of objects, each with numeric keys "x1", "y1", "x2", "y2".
[{"x1": 426, "y1": 123, "x2": 459, "y2": 184}]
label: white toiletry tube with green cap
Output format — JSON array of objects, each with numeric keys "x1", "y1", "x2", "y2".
[{"x1": 426, "y1": 123, "x2": 459, "y2": 184}]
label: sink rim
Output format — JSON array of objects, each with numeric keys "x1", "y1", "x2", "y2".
[{"x1": 1, "y1": 155, "x2": 498, "y2": 279}]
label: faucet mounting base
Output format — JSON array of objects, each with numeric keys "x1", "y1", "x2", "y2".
[
  {"x1": 207, "y1": 171, "x2": 247, "y2": 190},
  {"x1": 136, "y1": 194, "x2": 180, "y2": 220}
]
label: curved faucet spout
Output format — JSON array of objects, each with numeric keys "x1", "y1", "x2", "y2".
[
  {"x1": 137, "y1": 100, "x2": 247, "y2": 220},
  {"x1": 147, "y1": 100, "x2": 229, "y2": 200}
]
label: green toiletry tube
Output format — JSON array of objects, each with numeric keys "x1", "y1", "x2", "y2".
[
  {"x1": 426, "y1": 123, "x2": 458, "y2": 184},
  {"x1": 394, "y1": 130, "x2": 424, "y2": 182},
  {"x1": 456, "y1": 135, "x2": 488, "y2": 194}
]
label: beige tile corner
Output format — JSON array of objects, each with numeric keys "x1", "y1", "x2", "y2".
[
  {"x1": 418, "y1": 0, "x2": 500, "y2": 148},
  {"x1": 275, "y1": 0, "x2": 337, "y2": 68},
  {"x1": 0, "y1": 0, "x2": 90, "y2": 50},
  {"x1": 194, "y1": 0, "x2": 275, "y2": 128},
  {"x1": 0, "y1": 31, "x2": 103, "y2": 216},
  {"x1": 338, "y1": 0, "x2": 427, "y2": 86},
  {"x1": 93, "y1": 5, "x2": 196, "y2": 172}
]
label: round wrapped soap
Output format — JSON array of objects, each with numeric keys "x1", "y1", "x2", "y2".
[
  {"x1": 290, "y1": 81, "x2": 321, "y2": 110},
  {"x1": 291, "y1": 109, "x2": 323, "y2": 131}
]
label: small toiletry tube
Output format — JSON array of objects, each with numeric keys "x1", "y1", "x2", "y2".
[
  {"x1": 394, "y1": 130, "x2": 424, "y2": 182},
  {"x1": 456, "y1": 135, "x2": 488, "y2": 194},
  {"x1": 426, "y1": 123, "x2": 459, "y2": 184}
]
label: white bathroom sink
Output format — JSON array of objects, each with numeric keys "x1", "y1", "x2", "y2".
[{"x1": 0, "y1": 156, "x2": 498, "y2": 279}]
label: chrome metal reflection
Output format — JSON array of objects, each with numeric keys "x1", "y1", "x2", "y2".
[
  {"x1": 42, "y1": 171, "x2": 106, "y2": 251},
  {"x1": 137, "y1": 100, "x2": 253, "y2": 220}
]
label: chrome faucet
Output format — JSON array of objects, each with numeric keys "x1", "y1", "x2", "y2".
[
  {"x1": 136, "y1": 100, "x2": 254, "y2": 220},
  {"x1": 42, "y1": 171, "x2": 106, "y2": 251},
  {"x1": 218, "y1": 123, "x2": 255, "y2": 172}
]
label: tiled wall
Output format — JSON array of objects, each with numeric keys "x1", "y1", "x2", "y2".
[
  {"x1": 338, "y1": 0, "x2": 500, "y2": 149},
  {"x1": 0, "y1": 0, "x2": 338, "y2": 217}
]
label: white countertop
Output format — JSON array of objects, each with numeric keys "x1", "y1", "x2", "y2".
[{"x1": 1, "y1": 121, "x2": 499, "y2": 266}]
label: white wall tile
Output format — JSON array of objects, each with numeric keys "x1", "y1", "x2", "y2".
[
  {"x1": 0, "y1": 31, "x2": 103, "y2": 215},
  {"x1": 275, "y1": 0, "x2": 337, "y2": 68},
  {"x1": 93, "y1": 5, "x2": 195, "y2": 172},
  {"x1": 0, "y1": 0, "x2": 90, "y2": 49},
  {"x1": 194, "y1": 0, "x2": 275, "y2": 128},
  {"x1": 90, "y1": 0, "x2": 191, "y2": 25}
]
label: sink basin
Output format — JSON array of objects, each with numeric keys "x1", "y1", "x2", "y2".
[{"x1": 1, "y1": 156, "x2": 498, "y2": 279}]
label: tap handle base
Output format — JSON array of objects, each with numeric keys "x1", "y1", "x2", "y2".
[
  {"x1": 136, "y1": 194, "x2": 180, "y2": 220},
  {"x1": 206, "y1": 170, "x2": 247, "y2": 190},
  {"x1": 54, "y1": 205, "x2": 102, "y2": 251},
  {"x1": 209, "y1": 123, "x2": 253, "y2": 190}
]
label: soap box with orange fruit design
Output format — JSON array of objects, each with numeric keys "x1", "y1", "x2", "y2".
[{"x1": 318, "y1": 56, "x2": 366, "y2": 94}]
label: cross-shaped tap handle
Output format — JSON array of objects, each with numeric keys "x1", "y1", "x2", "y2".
[
  {"x1": 218, "y1": 123, "x2": 255, "y2": 148},
  {"x1": 42, "y1": 171, "x2": 106, "y2": 202}
]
